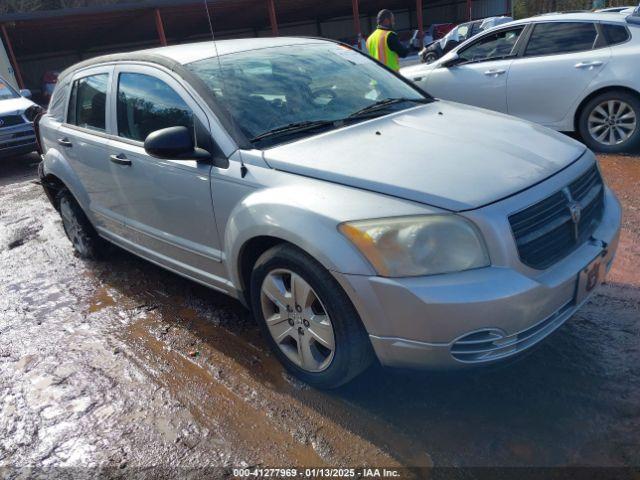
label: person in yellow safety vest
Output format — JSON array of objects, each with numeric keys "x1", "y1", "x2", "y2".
[{"x1": 366, "y1": 9, "x2": 410, "y2": 71}]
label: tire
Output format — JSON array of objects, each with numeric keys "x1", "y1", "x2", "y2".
[
  {"x1": 57, "y1": 190, "x2": 106, "y2": 259},
  {"x1": 578, "y1": 90, "x2": 640, "y2": 153},
  {"x1": 250, "y1": 244, "x2": 374, "y2": 389},
  {"x1": 424, "y1": 52, "x2": 439, "y2": 64}
]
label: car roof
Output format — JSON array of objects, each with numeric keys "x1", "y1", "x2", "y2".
[
  {"x1": 58, "y1": 36, "x2": 330, "y2": 83},
  {"x1": 57, "y1": 36, "x2": 335, "y2": 149},
  {"x1": 597, "y1": 6, "x2": 633, "y2": 11},
  {"x1": 60, "y1": 37, "x2": 332, "y2": 81},
  {"x1": 509, "y1": 11, "x2": 631, "y2": 26},
  {"x1": 143, "y1": 37, "x2": 328, "y2": 65}
]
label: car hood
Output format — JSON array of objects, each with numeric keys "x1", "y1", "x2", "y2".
[
  {"x1": 263, "y1": 101, "x2": 586, "y2": 212},
  {"x1": 0, "y1": 97, "x2": 34, "y2": 116}
]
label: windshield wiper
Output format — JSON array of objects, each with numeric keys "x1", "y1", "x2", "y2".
[
  {"x1": 250, "y1": 120, "x2": 338, "y2": 143},
  {"x1": 249, "y1": 98, "x2": 431, "y2": 145},
  {"x1": 347, "y1": 97, "x2": 430, "y2": 119}
]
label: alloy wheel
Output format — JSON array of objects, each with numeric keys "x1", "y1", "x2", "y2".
[
  {"x1": 425, "y1": 53, "x2": 438, "y2": 64},
  {"x1": 260, "y1": 269, "x2": 335, "y2": 372},
  {"x1": 59, "y1": 198, "x2": 90, "y2": 256},
  {"x1": 588, "y1": 100, "x2": 637, "y2": 146}
]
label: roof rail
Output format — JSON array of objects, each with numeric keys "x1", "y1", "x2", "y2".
[{"x1": 532, "y1": 10, "x2": 589, "y2": 16}]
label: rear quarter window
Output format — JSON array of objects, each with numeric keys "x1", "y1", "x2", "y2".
[
  {"x1": 48, "y1": 79, "x2": 71, "y2": 122},
  {"x1": 601, "y1": 23, "x2": 630, "y2": 45}
]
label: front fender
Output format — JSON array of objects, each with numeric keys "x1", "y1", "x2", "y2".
[{"x1": 223, "y1": 186, "x2": 378, "y2": 291}]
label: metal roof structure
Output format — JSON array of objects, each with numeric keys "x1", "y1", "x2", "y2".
[
  {"x1": 0, "y1": 0, "x2": 427, "y2": 56},
  {"x1": 0, "y1": 0, "x2": 480, "y2": 90}
]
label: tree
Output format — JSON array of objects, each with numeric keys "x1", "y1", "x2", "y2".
[
  {"x1": 0, "y1": 0, "x2": 44, "y2": 15},
  {"x1": 0, "y1": 0, "x2": 126, "y2": 14},
  {"x1": 513, "y1": 0, "x2": 633, "y2": 18}
]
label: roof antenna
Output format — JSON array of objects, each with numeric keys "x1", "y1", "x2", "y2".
[{"x1": 203, "y1": 0, "x2": 248, "y2": 178}]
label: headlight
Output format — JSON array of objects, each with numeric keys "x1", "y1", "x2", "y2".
[
  {"x1": 24, "y1": 105, "x2": 43, "y2": 122},
  {"x1": 339, "y1": 215, "x2": 490, "y2": 277}
]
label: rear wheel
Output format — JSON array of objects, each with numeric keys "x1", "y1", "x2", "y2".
[
  {"x1": 250, "y1": 244, "x2": 374, "y2": 388},
  {"x1": 57, "y1": 191, "x2": 106, "y2": 259},
  {"x1": 578, "y1": 91, "x2": 640, "y2": 153}
]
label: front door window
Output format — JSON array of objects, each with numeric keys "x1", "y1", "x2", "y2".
[
  {"x1": 117, "y1": 72, "x2": 193, "y2": 142},
  {"x1": 458, "y1": 27, "x2": 525, "y2": 63}
]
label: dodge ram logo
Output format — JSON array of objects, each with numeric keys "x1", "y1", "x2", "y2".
[{"x1": 563, "y1": 187, "x2": 582, "y2": 241}]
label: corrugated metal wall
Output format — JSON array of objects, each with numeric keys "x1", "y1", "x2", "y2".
[
  {"x1": 472, "y1": 0, "x2": 510, "y2": 19},
  {"x1": 256, "y1": 0, "x2": 508, "y2": 40},
  {"x1": 422, "y1": 0, "x2": 508, "y2": 24},
  {"x1": 12, "y1": 0, "x2": 510, "y2": 88}
]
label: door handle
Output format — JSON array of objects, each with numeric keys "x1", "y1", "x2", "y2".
[
  {"x1": 575, "y1": 61, "x2": 603, "y2": 69},
  {"x1": 57, "y1": 137, "x2": 72, "y2": 147},
  {"x1": 484, "y1": 69, "x2": 506, "y2": 76},
  {"x1": 109, "y1": 154, "x2": 132, "y2": 166}
]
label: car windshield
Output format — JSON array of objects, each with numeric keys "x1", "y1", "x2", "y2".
[
  {"x1": 187, "y1": 43, "x2": 427, "y2": 145},
  {"x1": 442, "y1": 25, "x2": 462, "y2": 43},
  {"x1": 0, "y1": 78, "x2": 19, "y2": 101}
]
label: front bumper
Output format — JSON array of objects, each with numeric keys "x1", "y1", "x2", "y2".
[
  {"x1": 0, "y1": 124, "x2": 37, "y2": 159},
  {"x1": 333, "y1": 186, "x2": 622, "y2": 369}
]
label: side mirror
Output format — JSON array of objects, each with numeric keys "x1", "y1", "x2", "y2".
[
  {"x1": 20, "y1": 89, "x2": 32, "y2": 98},
  {"x1": 144, "y1": 126, "x2": 211, "y2": 162},
  {"x1": 441, "y1": 52, "x2": 460, "y2": 68}
]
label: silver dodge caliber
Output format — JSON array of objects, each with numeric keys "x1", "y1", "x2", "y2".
[{"x1": 38, "y1": 38, "x2": 621, "y2": 388}]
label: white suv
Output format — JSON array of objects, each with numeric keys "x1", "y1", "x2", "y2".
[
  {"x1": 0, "y1": 75, "x2": 39, "y2": 159},
  {"x1": 401, "y1": 12, "x2": 640, "y2": 153}
]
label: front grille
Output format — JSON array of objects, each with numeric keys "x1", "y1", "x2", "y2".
[
  {"x1": 0, "y1": 127, "x2": 35, "y2": 150},
  {"x1": 0, "y1": 114, "x2": 25, "y2": 127},
  {"x1": 509, "y1": 164, "x2": 605, "y2": 270}
]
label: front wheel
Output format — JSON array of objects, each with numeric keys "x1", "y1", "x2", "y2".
[
  {"x1": 250, "y1": 244, "x2": 374, "y2": 388},
  {"x1": 424, "y1": 52, "x2": 439, "y2": 64},
  {"x1": 578, "y1": 91, "x2": 640, "y2": 153}
]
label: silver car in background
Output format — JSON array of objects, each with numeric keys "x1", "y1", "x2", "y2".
[
  {"x1": 38, "y1": 38, "x2": 621, "y2": 388},
  {"x1": 402, "y1": 12, "x2": 640, "y2": 153},
  {"x1": 0, "y1": 76, "x2": 39, "y2": 159}
]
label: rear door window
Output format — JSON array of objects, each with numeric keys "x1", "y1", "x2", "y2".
[
  {"x1": 116, "y1": 72, "x2": 193, "y2": 142},
  {"x1": 67, "y1": 74, "x2": 109, "y2": 131},
  {"x1": 524, "y1": 22, "x2": 598, "y2": 56}
]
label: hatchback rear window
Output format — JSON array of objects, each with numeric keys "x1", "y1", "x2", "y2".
[
  {"x1": 67, "y1": 74, "x2": 108, "y2": 131},
  {"x1": 601, "y1": 23, "x2": 630, "y2": 45},
  {"x1": 525, "y1": 22, "x2": 598, "y2": 56}
]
